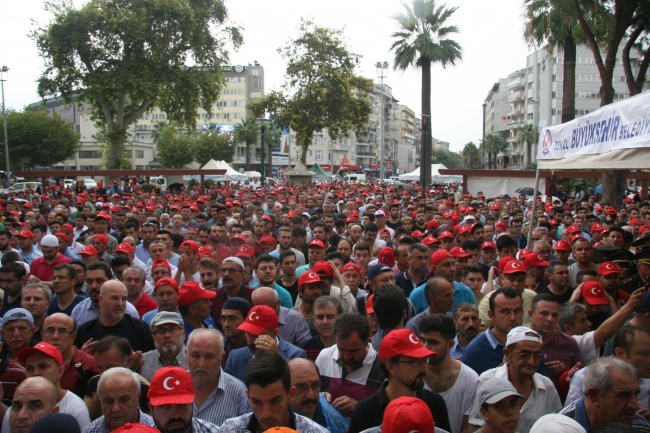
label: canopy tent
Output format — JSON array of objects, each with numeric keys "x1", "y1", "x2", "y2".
[
  {"x1": 199, "y1": 159, "x2": 247, "y2": 182},
  {"x1": 536, "y1": 90, "x2": 650, "y2": 170},
  {"x1": 310, "y1": 163, "x2": 328, "y2": 176},
  {"x1": 399, "y1": 164, "x2": 462, "y2": 183}
]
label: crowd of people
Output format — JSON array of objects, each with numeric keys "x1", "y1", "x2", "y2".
[{"x1": 0, "y1": 177, "x2": 648, "y2": 433}]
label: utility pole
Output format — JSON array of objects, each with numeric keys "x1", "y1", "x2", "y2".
[
  {"x1": 1, "y1": 66, "x2": 9, "y2": 188},
  {"x1": 375, "y1": 61, "x2": 388, "y2": 181}
]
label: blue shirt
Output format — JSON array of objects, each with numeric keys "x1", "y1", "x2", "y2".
[
  {"x1": 295, "y1": 264, "x2": 311, "y2": 278},
  {"x1": 409, "y1": 281, "x2": 477, "y2": 315},
  {"x1": 224, "y1": 336, "x2": 306, "y2": 383},
  {"x1": 182, "y1": 317, "x2": 216, "y2": 344},
  {"x1": 250, "y1": 282, "x2": 293, "y2": 309},
  {"x1": 20, "y1": 247, "x2": 42, "y2": 264},
  {"x1": 449, "y1": 334, "x2": 468, "y2": 359},
  {"x1": 135, "y1": 243, "x2": 151, "y2": 264}
]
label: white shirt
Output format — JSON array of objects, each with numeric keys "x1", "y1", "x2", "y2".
[
  {"x1": 469, "y1": 364, "x2": 562, "y2": 432},
  {"x1": 425, "y1": 362, "x2": 478, "y2": 433},
  {"x1": 571, "y1": 331, "x2": 599, "y2": 366},
  {"x1": 2, "y1": 390, "x2": 91, "y2": 432}
]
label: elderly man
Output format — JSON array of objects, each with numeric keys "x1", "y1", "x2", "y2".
[
  {"x1": 21, "y1": 283, "x2": 51, "y2": 343},
  {"x1": 251, "y1": 286, "x2": 311, "y2": 346},
  {"x1": 71, "y1": 262, "x2": 140, "y2": 329},
  {"x1": 7, "y1": 377, "x2": 59, "y2": 433},
  {"x1": 147, "y1": 366, "x2": 221, "y2": 433},
  {"x1": 74, "y1": 281, "x2": 154, "y2": 354},
  {"x1": 141, "y1": 312, "x2": 188, "y2": 381},
  {"x1": 348, "y1": 328, "x2": 451, "y2": 433},
  {"x1": 209, "y1": 257, "x2": 254, "y2": 330},
  {"x1": 558, "y1": 357, "x2": 650, "y2": 430},
  {"x1": 82, "y1": 367, "x2": 155, "y2": 433},
  {"x1": 123, "y1": 267, "x2": 157, "y2": 318},
  {"x1": 41, "y1": 313, "x2": 97, "y2": 399},
  {"x1": 12, "y1": 342, "x2": 90, "y2": 431},
  {"x1": 469, "y1": 327, "x2": 561, "y2": 433},
  {"x1": 225, "y1": 305, "x2": 306, "y2": 383},
  {"x1": 0, "y1": 308, "x2": 37, "y2": 361},
  {"x1": 187, "y1": 328, "x2": 250, "y2": 426},
  {"x1": 220, "y1": 354, "x2": 328, "y2": 433},
  {"x1": 288, "y1": 358, "x2": 350, "y2": 433}
]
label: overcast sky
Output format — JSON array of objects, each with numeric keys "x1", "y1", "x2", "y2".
[{"x1": 1, "y1": 0, "x2": 535, "y2": 152}]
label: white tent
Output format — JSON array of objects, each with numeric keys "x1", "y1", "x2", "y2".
[
  {"x1": 537, "y1": 89, "x2": 650, "y2": 170},
  {"x1": 200, "y1": 159, "x2": 247, "y2": 181},
  {"x1": 399, "y1": 164, "x2": 463, "y2": 183}
]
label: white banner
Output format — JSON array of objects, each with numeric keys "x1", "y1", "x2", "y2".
[{"x1": 537, "y1": 90, "x2": 650, "y2": 161}]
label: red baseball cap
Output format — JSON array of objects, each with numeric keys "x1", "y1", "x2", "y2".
[
  {"x1": 115, "y1": 242, "x2": 134, "y2": 254},
  {"x1": 261, "y1": 214, "x2": 273, "y2": 222},
  {"x1": 177, "y1": 282, "x2": 216, "y2": 305},
  {"x1": 238, "y1": 305, "x2": 278, "y2": 335},
  {"x1": 111, "y1": 424, "x2": 160, "y2": 433},
  {"x1": 503, "y1": 260, "x2": 527, "y2": 275},
  {"x1": 366, "y1": 294, "x2": 375, "y2": 314},
  {"x1": 379, "y1": 328, "x2": 435, "y2": 361},
  {"x1": 378, "y1": 247, "x2": 395, "y2": 265},
  {"x1": 312, "y1": 260, "x2": 333, "y2": 277},
  {"x1": 179, "y1": 240, "x2": 199, "y2": 253},
  {"x1": 457, "y1": 225, "x2": 472, "y2": 235},
  {"x1": 430, "y1": 250, "x2": 453, "y2": 267},
  {"x1": 606, "y1": 208, "x2": 618, "y2": 215},
  {"x1": 481, "y1": 241, "x2": 496, "y2": 250},
  {"x1": 342, "y1": 263, "x2": 361, "y2": 274},
  {"x1": 554, "y1": 240, "x2": 570, "y2": 251},
  {"x1": 565, "y1": 225, "x2": 582, "y2": 235},
  {"x1": 498, "y1": 256, "x2": 517, "y2": 271},
  {"x1": 410, "y1": 230, "x2": 425, "y2": 238},
  {"x1": 598, "y1": 261, "x2": 620, "y2": 276},
  {"x1": 17, "y1": 342, "x2": 63, "y2": 366},
  {"x1": 382, "y1": 396, "x2": 435, "y2": 433},
  {"x1": 590, "y1": 223, "x2": 605, "y2": 233},
  {"x1": 80, "y1": 245, "x2": 98, "y2": 256},
  {"x1": 236, "y1": 244, "x2": 255, "y2": 258},
  {"x1": 147, "y1": 366, "x2": 195, "y2": 406},
  {"x1": 450, "y1": 246, "x2": 470, "y2": 259},
  {"x1": 93, "y1": 234, "x2": 109, "y2": 245},
  {"x1": 524, "y1": 253, "x2": 549, "y2": 268},
  {"x1": 154, "y1": 277, "x2": 179, "y2": 292},
  {"x1": 299, "y1": 270, "x2": 323, "y2": 287},
  {"x1": 260, "y1": 236, "x2": 275, "y2": 247},
  {"x1": 570, "y1": 234, "x2": 584, "y2": 243},
  {"x1": 16, "y1": 230, "x2": 34, "y2": 239},
  {"x1": 152, "y1": 258, "x2": 172, "y2": 270},
  {"x1": 427, "y1": 220, "x2": 439, "y2": 232},
  {"x1": 581, "y1": 281, "x2": 608, "y2": 305},
  {"x1": 422, "y1": 235, "x2": 439, "y2": 245},
  {"x1": 54, "y1": 232, "x2": 68, "y2": 242},
  {"x1": 437, "y1": 230, "x2": 454, "y2": 240},
  {"x1": 230, "y1": 234, "x2": 246, "y2": 244},
  {"x1": 308, "y1": 239, "x2": 325, "y2": 249}
]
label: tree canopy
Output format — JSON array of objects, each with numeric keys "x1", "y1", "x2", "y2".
[
  {"x1": 249, "y1": 19, "x2": 373, "y2": 165},
  {"x1": 3, "y1": 107, "x2": 81, "y2": 169},
  {"x1": 33, "y1": 0, "x2": 242, "y2": 169},
  {"x1": 155, "y1": 127, "x2": 195, "y2": 169}
]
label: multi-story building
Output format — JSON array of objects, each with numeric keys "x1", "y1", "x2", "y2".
[
  {"x1": 504, "y1": 69, "x2": 526, "y2": 169},
  {"x1": 394, "y1": 105, "x2": 420, "y2": 175},
  {"x1": 482, "y1": 78, "x2": 510, "y2": 168},
  {"x1": 28, "y1": 63, "x2": 265, "y2": 171}
]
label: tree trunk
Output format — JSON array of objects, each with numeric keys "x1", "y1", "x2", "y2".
[
  {"x1": 602, "y1": 170, "x2": 628, "y2": 207},
  {"x1": 421, "y1": 58, "x2": 432, "y2": 186},
  {"x1": 300, "y1": 141, "x2": 308, "y2": 165},
  {"x1": 561, "y1": 33, "x2": 576, "y2": 123},
  {"x1": 245, "y1": 141, "x2": 251, "y2": 171},
  {"x1": 105, "y1": 133, "x2": 127, "y2": 169},
  {"x1": 268, "y1": 142, "x2": 273, "y2": 179}
]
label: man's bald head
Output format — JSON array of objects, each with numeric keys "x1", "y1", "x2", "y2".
[
  {"x1": 100, "y1": 280, "x2": 127, "y2": 297},
  {"x1": 251, "y1": 287, "x2": 279, "y2": 309},
  {"x1": 288, "y1": 358, "x2": 318, "y2": 375},
  {"x1": 10, "y1": 377, "x2": 59, "y2": 433},
  {"x1": 43, "y1": 312, "x2": 75, "y2": 329}
]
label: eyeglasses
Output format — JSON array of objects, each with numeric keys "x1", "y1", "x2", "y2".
[
  {"x1": 43, "y1": 328, "x2": 74, "y2": 336},
  {"x1": 391, "y1": 358, "x2": 427, "y2": 367},
  {"x1": 293, "y1": 381, "x2": 322, "y2": 394},
  {"x1": 513, "y1": 352, "x2": 543, "y2": 361},
  {"x1": 153, "y1": 327, "x2": 184, "y2": 336}
]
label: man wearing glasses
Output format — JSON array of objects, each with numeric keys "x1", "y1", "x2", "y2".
[
  {"x1": 209, "y1": 257, "x2": 254, "y2": 330},
  {"x1": 468, "y1": 326, "x2": 561, "y2": 433},
  {"x1": 141, "y1": 312, "x2": 187, "y2": 381},
  {"x1": 41, "y1": 313, "x2": 97, "y2": 399},
  {"x1": 347, "y1": 328, "x2": 451, "y2": 433}
]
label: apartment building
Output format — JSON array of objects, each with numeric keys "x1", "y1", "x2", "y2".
[{"x1": 482, "y1": 78, "x2": 510, "y2": 168}]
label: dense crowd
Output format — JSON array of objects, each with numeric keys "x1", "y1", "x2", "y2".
[{"x1": 0, "y1": 176, "x2": 648, "y2": 433}]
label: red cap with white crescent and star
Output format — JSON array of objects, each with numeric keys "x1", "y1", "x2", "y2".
[
  {"x1": 298, "y1": 270, "x2": 323, "y2": 287},
  {"x1": 581, "y1": 281, "x2": 609, "y2": 305},
  {"x1": 148, "y1": 366, "x2": 195, "y2": 406},
  {"x1": 503, "y1": 260, "x2": 527, "y2": 275},
  {"x1": 379, "y1": 328, "x2": 435, "y2": 361},
  {"x1": 237, "y1": 305, "x2": 279, "y2": 335},
  {"x1": 597, "y1": 261, "x2": 621, "y2": 276}
]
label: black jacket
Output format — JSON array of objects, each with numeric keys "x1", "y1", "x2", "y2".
[{"x1": 74, "y1": 314, "x2": 154, "y2": 353}]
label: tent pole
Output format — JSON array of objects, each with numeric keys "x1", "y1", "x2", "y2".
[{"x1": 527, "y1": 168, "x2": 541, "y2": 248}]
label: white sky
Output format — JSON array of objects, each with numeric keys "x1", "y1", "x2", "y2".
[{"x1": 1, "y1": 0, "x2": 535, "y2": 152}]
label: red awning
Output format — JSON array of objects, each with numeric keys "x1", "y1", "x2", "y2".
[
  {"x1": 370, "y1": 164, "x2": 377, "y2": 167},
  {"x1": 344, "y1": 165, "x2": 360, "y2": 170},
  {"x1": 319, "y1": 165, "x2": 332, "y2": 170}
]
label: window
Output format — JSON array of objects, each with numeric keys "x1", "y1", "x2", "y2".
[
  {"x1": 527, "y1": 113, "x2": 533, "y2": 120},
  {"x1": 575, "y1": 92, "x2": 600, "y2": 99},
  {"x1": 552, "y1": 108, "x2": 562, "y2": 115},
  {"x1": 78, "y1": 150, "x2": 101, "y2": 159},
  {"x1": 314, "y1": 150, "x2": 323, "y2": 161},
  {"x1": 135, "y1": 150, "x2": 144, "y2": 158},
  {"x1": 528, "y1": 66, "x2": 534, "y2": 74},
  {"x1": 576, "y1": 109, "x2": 591, "y2": 116},
  {"x1": 250, "y1": 91, "x2": 262, "y2": 98},
  {"x1": 223, "y1": 113, "x2": 230, "y2": 119},
  {"x1": 613, "y1": 93, "x2": 628, "y2": 100},
  {"x1": 553, "y1": 74, "x2": 563, "y2": 82},
  {"x1": 552, "y1": 91, "x2": 563, "y2": 99},
  {"x1": 554, "y1": 57, "x2": 564, "y2": 64},
  {"x1": 314, "y1": 135, "x2": 322, "y2": 145},
  {"x1": 249, "y1": 81, "x2": 262, "y2": 87},
  {"x1": 251, "y1": 69, "x2": 259, "y2": 76}
]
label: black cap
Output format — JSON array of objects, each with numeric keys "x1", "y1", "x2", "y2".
[
  {"x1": 610, "y1": 250, "x2": 635, "y2": 265},
  {"x1": 634, "y1": 250, "x2": 650, "y2": 266},
  {"x1": 222, "y1": 297, "x2": 251, "y2": 317},
  {"x1": 29, "y1": 413, "x2": 80, "y2": 433},
  {"x1": 594, "y1": 245, "x2": 621, "y2": 261},
  {"x1": 631, "y1": 236, "x2": 650, "y2": 254}
]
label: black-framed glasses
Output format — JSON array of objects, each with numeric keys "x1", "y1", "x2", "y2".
[
  {"x1": 513, "y1": 352, "x2": 543, "y2": 361},
  {"x1": 293, "y1": 381, "x2": 322, "y2": 394},
  {"x1": 152, "y1": 327, "x2": 184, "y2": 336},
  {"x1": 391, "y1": 358, "x2": 427, "y2": 367}
]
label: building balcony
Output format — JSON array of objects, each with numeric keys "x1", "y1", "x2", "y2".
[
  {"x1": 357, "y1": 152, "x2": 376, "y2": 157},
  {"x1": 507, "y1": 109, "x2": 524, "y2": 117},
  {"x1": 508, "y1": 93, "x2": 525, "y2": 103},
  {"x1": 508, "y1": 80, "x2": 525, "y2": 90},
  {"x1": 507, "y1": 135, "x2": 519, "y2": 144},
  {"x1": 508, "y1": 122, "x2": 525, "y2": 130}
]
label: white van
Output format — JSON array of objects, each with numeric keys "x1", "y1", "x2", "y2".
[{"x1": 344, "y1": 174, "x2": 366, "y2": 183}]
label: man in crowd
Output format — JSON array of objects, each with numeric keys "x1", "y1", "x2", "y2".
[
  {"x1": 1, "y1": 308, "x2": 38, "y2": 362},
  {"x1": 210, "y1": 257, "x2": 254, "y2": 330},
  {"x1": 141, "y1": 312, "x2": 187, "y2": 381},
  {"x1": 406, "y1": 276, "x2": 455, "y2": 338},
  {"x1": 451, "y1": 303, "x2": 480, "y2": 359},
  {"x1": 142, "y1": 275, "x2": 180, "y2": 325},
  {"x1": 220, "y1": 297, "x2": 249, "y2": 368},
  {"x1": 7, "y1": 377, "x2": 60, "y2": 433},
  {"x1": 48, "y1": 264, "x2": 84, "y2": 316},
  {"x1": 251, "y1": 286, "x2": 311, "y2": 346},
  {"x1": 0, "y1": 262, "x2": 27, "y2": 316}
]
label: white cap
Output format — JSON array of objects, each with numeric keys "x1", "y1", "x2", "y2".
[
  {"x1": 374, "y1": 209, "x2": 386, "y2": 217},
  {"x1": 222, "y1": 257, "x2": 245, "y2": 269},
  {"x1": 506, "y1": 326, "x2": 542, "y2": 347},
  {"x1": 40, "y1": 234, "x2": 59, "y2": 248},
  {"x1": 463, "y1": 215, "x2": 476, "y2": 222}
]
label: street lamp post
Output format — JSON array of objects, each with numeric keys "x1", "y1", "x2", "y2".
[
  {"x1": 256, "y1": 117, "x2": 269, "y2": 186},
  {"x1": 375, "y1": 61, "x2": 388, "y2": 181},
  {"x1": 1, "y1": 66, "x2": 9, "y2": 188}
]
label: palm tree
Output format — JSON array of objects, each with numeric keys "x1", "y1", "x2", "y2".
[
  {"x1": 518, "y1": 124, "x2": 538, "y2": 167},
  {"x1": 234, "y1": 117, "x2": 258, "y2": 171},
  {"x1": 151, "y1": 121, "x2": 168, "y2": 143},
  {"x1": 391, "y1": 0, "x2": 462, "y2": 185},
  {"x1": 461, "y1": 141, "x2": 480, "y2": 169},
  {"x1": 523, "y1": 0, "x2": 577, "y2": 123},
  {"x1": 484, "y1": 134, "x2": 506, "y2": 169},
  {"x1": 263, "y1": 122, "x2": 282, "y2": 177}
]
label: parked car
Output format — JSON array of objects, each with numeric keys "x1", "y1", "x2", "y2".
[
  {"x1": 83, "y1": 179, "x2": 97, "y2": 191},
  {"x1": 0, "y1": 182, "x2": 41, "y2": 195}
]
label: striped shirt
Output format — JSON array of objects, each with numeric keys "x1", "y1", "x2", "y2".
[
  {"x1": 193, "y1": 368, "x2": 251, "y2": 426},
  {"x1": 191, "y1": 417, "x2": 222, "y2": 433},
  {"x1": 220, "y1": 411, "x2": 328, "y2": 433},
  {"x1": 82, "y1": 410, "x2": 154, "y2": 433},
  {"x1": 469, "y1": 364, "x2": 561, "y2": 433}
]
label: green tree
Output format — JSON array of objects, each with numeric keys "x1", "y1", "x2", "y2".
[
  {"x1": 4, "y1": 107, "x2": 81, "y2": 169},
  {"x1": 523, "y1": 0, "x2": 578, "y2": 123},
  {"x1": 233, "y1": 117, "x2": 258, "y2": 170},
  {"x1": 461, "y1": 141, "x2": 480, "y2": 169},
  {"x1": 391, "y1": 0, "x2": 463, "y2": 185},
  {"x1": 484, "y1": 134, "x2": 506, "y2": 169},
  {"x1": 518, "y1": 124, "x2": 538, "y2": 166},
  {"x1": 432, "y1": 148, "x2": 463, "y2": 169},
  {"x1": 193, "y1": 130, "x2": 235, "y2": 166},
  {"x1": 573, "y1": 0, "x2": 649, "y2": 205},
  {"x1": 151, "y1": 121, "x2": 168, "y2": 144},
  {"x1": 155, "y1": 128, "x2": 194, "y2": 169},
  {"x1": 263, "y1": 122, "x2": 282, "y2": 175},
  {"x1": 33, "y1": 0, "x2": 243, "y2": 169},
  {"x1": 249, "y1": 20, "x2": 373, "y2": 165}
]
